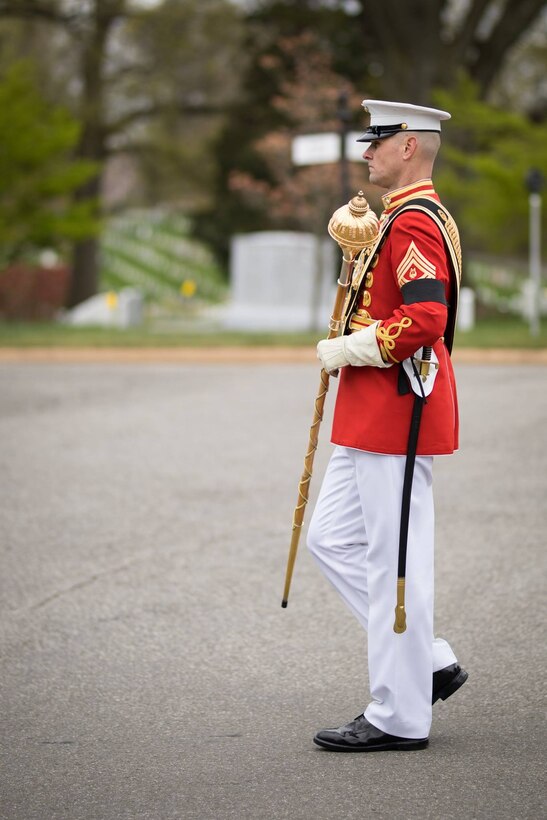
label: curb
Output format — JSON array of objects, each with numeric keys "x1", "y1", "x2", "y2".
[{"x1": 0, "y1": 347, "x2": 546, "y2": 364}]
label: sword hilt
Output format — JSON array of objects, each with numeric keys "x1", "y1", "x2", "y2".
[{"x1": 419, "y1": 345, "x2": 433, "y2": 381}]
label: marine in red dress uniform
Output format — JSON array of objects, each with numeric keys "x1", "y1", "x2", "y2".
[{"x1": 307, "y1": 101, "x2": 468, "y2": 754}]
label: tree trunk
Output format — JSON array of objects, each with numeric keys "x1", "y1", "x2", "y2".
[
  {"x1": 66, "y1": 2, "x2": 112, "y2": 308},
  {"x1": 68, "y1": 237, "x2": 100, "y2": 308},
  {"x1": 357, "y1": 0, "x2": 446, "y2": 103}
]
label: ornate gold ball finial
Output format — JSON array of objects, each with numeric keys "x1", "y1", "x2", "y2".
[{"x1": 328, "y1": 191, "x2": 379, "y2": 254}]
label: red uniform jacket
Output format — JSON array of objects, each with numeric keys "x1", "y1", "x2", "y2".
[{"x1": 331, "y1": 180, "x2": 459, "y2": 456}]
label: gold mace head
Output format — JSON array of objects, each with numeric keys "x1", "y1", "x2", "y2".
[{"x1": 328, "y1": 191, "x2": 379, "y2": 252}]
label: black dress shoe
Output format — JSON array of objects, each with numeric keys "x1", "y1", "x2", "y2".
[
  {"x1": 313, "y1": 715, "x2": 428, "y2": 752},
  {"x1": 432, "y1": 663, "x2": 468, "y2": 704}
]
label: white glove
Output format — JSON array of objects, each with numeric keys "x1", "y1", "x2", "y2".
[
  {"x1": 317, "y1": 322, "x2": 392, "y2": 373},
  {"x1": 316, "y1": 335, "x2": 347, "y2": 373}
]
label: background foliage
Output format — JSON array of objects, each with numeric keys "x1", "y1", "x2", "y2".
[
  {"x1": 0, "y1": 61, "x2": 98, "y2": 267},
  {"x1": 434, "y1": 75, "x2": 547, "y2": 256},
  {"x1": 0, "y1": 0, "x2": 545, "y2": 311}
]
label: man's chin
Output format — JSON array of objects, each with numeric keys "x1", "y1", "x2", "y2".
[{"x1": 368, "y1": 171, "x2": 383, "y2": 187}]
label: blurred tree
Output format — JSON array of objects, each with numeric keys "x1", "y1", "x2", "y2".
[
  {"x1": 488, "y1": 5, "x2": 547, "y2": 120},
  {"x1": 0, "y1": 61, "x2": 98, "y2": 265},
  {"x1": 197, "y1": 0, "x2": 547, "y2": 262},
  {"x1": 193, "y1": 5, "x2": 364, "y2": 260},
  {"x1": 434, "y1": 76, "x2": 547, "y2": 256},
  {"x1": 353, "y1": 0, "x2": 547, "y2": 103},
  {"x1": 227, "y1": 33, "x2": 371, "y2": 235},
  {"x1": 103, "y1": 0, "x2": 245, "y2": 208},
  {"x1": 234, "y1": 1, "x2": 547, "y2": 105},
  {"x1": 0, "y1": 0, "x2": 244, "y2": 306}
]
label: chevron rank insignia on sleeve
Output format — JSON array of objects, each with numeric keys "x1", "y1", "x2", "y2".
[{"x1": 396, "y1": 241, "x2": 436, "y2": 286}]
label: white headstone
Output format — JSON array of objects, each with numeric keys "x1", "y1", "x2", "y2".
[
  {"x1": 223, "y1": 231, "x2": 338, "y2": 331},
  {"x1": 60, "y1": 288, "x2": 143, "y2": 328},
  {"x1": 457, "y1": 286, "x2": 476, "y2": 332},
  {"x1": 118, "y1": 288, "x2": 144, "y2": 327}
]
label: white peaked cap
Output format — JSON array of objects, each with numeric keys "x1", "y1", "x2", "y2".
[{"x1": 357, "y1": 99, "x2": 451, "y2": 143}]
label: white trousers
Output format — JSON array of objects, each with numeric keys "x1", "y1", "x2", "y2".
[{"x1": 307, "y1": 446, "x2": 457, "y2": 739}]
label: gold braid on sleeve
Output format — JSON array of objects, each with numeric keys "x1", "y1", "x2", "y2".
[{"x1": 376, "y1": 317, "x2": 413, "y2": 363}]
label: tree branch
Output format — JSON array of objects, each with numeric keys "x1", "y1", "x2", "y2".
[
  {"x1": 0, "y1": 0, "x2": 72, "y2": 25},
  {"x1": 452, "y1": 0, "x2": 492, "y2": 52},
  {"x1": 104, "y1": 101, "x2": 224, "y2": 138},
  {"x1": 105, "y1": 141, "x2": 154, "y2": 157},
  {"x1": 471, "y1": 0, "x2": 547, "y2": 93},
  {"x1": 0, "y1": 0, "x2": 135, "y2": 28}
]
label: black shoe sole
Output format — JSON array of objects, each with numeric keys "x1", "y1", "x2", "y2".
[
  {"x1": 433, "y1": 668, "x2": 468, "y2": 704},
  {"x1": 313, "y1": 736, "x2": 429, "y2": 753}
]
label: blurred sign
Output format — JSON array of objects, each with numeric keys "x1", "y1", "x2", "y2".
[{"x1": 292, "y1": 132, "x2": 364, "y2": 166}]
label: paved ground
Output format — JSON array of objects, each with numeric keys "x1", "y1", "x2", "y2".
[{"x1": 1, "y1": 359, "x2": 546, "y2": 820}]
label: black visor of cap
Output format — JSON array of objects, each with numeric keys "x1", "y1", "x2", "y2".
[
  {"x1": 356, "y1": 124, "x2": 406, "y2": 142},
  {"x1": 357, "y1": 124, "x2": 441, "y2": 143}
]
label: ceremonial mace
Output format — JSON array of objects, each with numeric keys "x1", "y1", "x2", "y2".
[{"x1": 281, "y1": 191, "x2": 379, "y2": 608}]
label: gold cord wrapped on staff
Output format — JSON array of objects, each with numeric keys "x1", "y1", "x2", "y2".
[{"x1": 281, "y1": 192, "x2": 379, "y2": 608}]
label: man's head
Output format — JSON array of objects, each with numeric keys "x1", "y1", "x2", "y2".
[{"x1": 357, "y1": 100, "x2": 449, "y2": 190}]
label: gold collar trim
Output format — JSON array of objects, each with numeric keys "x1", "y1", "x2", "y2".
[{"x1": 382, "y1": 179, "x2": 436, "y2": 212}]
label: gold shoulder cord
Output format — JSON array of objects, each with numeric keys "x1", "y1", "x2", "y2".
[
  {"x1": 409, "y1": 199, "x2": 462, "y2": 287},
  {"x1": 341, "y1": 199, "x2": 463, "y2": 340}
]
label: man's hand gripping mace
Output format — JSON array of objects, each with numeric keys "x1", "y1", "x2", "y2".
[{"x1": 281, "y1": 192, "x2": 380, "y2": 608}]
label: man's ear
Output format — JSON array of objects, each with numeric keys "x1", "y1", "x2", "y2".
[{"x1": 402, "y1": 136, "x2": 418, "y2": 159}]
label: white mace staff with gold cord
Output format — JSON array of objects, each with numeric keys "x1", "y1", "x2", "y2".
[{"x1": 281, "y1": 191, "x2": 380, "y2": 608}]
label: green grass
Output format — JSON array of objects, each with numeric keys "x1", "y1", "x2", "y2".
[
  {"x1": 99, "y1": 209, "x2": 227, "y2": 303},
  {"x1": 454, "y1": 316, "x2": 547, "y2": 348},
  {"x1": 0, "y1": 316, "x2": 545, "y2": 349},
  {"x1": 0, "y1": 321, "x2": 322, "y2": 348}
]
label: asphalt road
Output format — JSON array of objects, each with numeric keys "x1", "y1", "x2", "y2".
[{"x1": 1, "y1": 360, "x2": 546, "y2": 820}]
